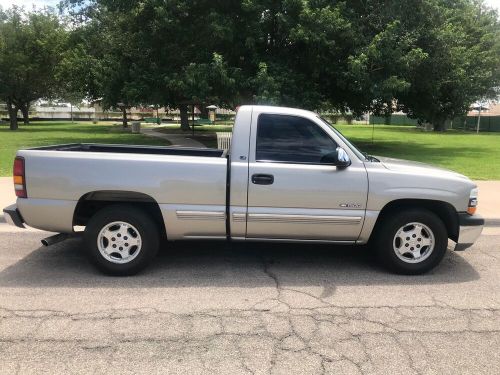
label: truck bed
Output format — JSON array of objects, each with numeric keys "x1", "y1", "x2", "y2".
[
  {"x1": 31, "y1": 143, "x2": 224, "y2": 157},
  {"x1": 16, "y1": 142, "x2": 229, "y2": 235}
]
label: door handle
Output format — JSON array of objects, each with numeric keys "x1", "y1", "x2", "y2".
[{"x1": 251, "y1": 174, "x2": 274, "y2": 185}]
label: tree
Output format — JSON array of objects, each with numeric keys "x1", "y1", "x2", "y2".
[
  {"x1": 63, "y1": 0, "x2": 500, "y2": 132},
  {"x1": 342, "y1": 0, "x2": 500, "y2": 130},
  {"x1": 64, "y1": 0, "x2": 239, "y2": 130},
  {"x1": 236, "y1": 0, "x2": 500, "y2": 128},
  {"x1": 0, "y1": 7, "x2": 67, "y2": 130},
  {"x1": 164, "y1": 54, "x2": 238, "y2": 129},
  {"x1": 399, "y1": 0, "x2": 500, "y2": 130},
  {"x1": 58, "y1": 8, "x2": 140, "y2": 127}
]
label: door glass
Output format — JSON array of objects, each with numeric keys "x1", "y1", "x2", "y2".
[{"x1": 256, "y1": 114, "x2": 337, "y2": 163}]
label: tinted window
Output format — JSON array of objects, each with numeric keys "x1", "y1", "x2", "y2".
[{"x1": 256, "y1": 114, "x2": 337, "y2": 163}]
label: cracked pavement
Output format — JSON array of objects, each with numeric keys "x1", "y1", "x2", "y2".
[{"x1": 0, "y1": 227, "x2": 499, "y2": 374}]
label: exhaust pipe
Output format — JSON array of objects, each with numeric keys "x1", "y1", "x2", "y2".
[{"x1": 41, "y1": 233, "x2": 70, "y2": 247}]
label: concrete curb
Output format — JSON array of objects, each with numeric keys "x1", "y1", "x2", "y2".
[{"x1": 485, "y1": 218, "x2": 500, "y2": 227}]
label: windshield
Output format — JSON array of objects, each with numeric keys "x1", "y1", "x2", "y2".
[{"x1": 318, "y1": 117, "x2": 367, "y2": 161}]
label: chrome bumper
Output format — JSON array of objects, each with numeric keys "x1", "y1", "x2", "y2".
[
  {"x1": 2, "y1": 204, "x2": 25, "y2": 228},
  {"x1": 455, "y1": 213, "x2": 484, "y2": 251}
]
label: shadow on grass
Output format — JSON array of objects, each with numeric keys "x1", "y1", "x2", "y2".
[{"x1": 0, "y1": 237, "x2": 479, "y2": 289}]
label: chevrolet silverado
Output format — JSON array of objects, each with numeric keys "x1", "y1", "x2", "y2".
[{"x1": 3, "y1": 105, "x2": 484, "y2": 275}]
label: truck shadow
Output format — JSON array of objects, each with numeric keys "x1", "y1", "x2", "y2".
[{"x1": 0, "y1": 237, "x2": 480, "y2": 289}]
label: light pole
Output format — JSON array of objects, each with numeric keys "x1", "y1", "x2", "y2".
[
  {"x1": 472, "y1": 101, "x2": 488, "y2": 134},
  {"x1": 476, "y1": 106, "x2": 481, "y2": 134}
]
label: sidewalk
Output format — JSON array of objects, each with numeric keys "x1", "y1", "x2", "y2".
[
  {"x1": 0, "y1": 177, "x2": 14, "y2": 222},
  {"x1": 475, "y1": 181, "x2": 500, "y2": 226},
  {"x1": 1, "y1": 177, "x2": 499, "y2": 225},
  {"x1": 141, "y1": 128, "x2": 206, "y2": 148}
]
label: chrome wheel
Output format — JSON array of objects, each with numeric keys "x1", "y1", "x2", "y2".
[
  {"x1": 392, "y1": 222, "x2": 435, "y2": 264},
  {"x1": 97, "y1": 221, "x2": 142, "y2": 264}
]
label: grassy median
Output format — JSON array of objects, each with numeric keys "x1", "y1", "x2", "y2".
[{"x1": 0, "y1": 121, "x2": 170, "y2": 176}]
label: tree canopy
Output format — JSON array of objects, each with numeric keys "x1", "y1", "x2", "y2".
[
  {"x1": 0, "y1": 7, "x2": 67, "y2": 129},
  {"x1": 2, "y1": 0, "x2": 500, "y2": 130}
]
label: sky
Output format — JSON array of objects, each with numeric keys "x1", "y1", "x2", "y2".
[
  {"x1": 1, "y1": 0, "x2": 500, "y2": 10},
  {"x1": 486, "y1": 0, "x2": 500, "y2": 8},
  {"x1": 0, "y1": 0, "x2": 60, "y2": 9}
]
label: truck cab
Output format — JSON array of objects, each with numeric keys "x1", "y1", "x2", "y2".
[{"x1": 229, "y1": 106, "x2": 368, "y2": 242}]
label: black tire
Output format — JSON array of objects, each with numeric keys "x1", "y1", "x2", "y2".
[
  {"x1": 84, "y1": 205, "x2": 160, "y2": 276},
  {"x1": 374, "y1": 208, "x2": 448, "y2": 275}
]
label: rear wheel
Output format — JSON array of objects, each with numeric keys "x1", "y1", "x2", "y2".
[
  {"x1": 374, "y1": 209, "x2": 448, "y2": 274},
  {"x1": 84, "y1": 205, "x2": 159, "y2": 275}
]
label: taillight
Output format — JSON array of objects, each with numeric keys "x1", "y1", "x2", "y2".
[{"x1": 13, "y1": 157, "x2": 27, "y2": 198}]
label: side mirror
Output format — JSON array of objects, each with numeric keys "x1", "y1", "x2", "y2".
[{"x1": 321, "y1": 147, "x2": 351, "y2": 168}]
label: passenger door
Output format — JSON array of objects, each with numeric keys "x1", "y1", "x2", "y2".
[{"x1": 246, "y1": 113, "x2": 368, "y2": 241}]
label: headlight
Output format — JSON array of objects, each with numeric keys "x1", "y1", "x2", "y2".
[{"x1": 467, "y1": 188, "x2": 478, "y2": 215}]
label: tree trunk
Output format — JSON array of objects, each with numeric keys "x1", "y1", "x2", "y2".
[
  {"x1": 20, "y1": 102, "x2": 30, "y2": 125},
  {"x1": 121, "y1": 107, "x2": 128, "y2": 128},
  {"x1": 179, "y1": 104, "x2": 190, "y2": 131},
  {"x1": 433, "y1": 119, "x2": 446, "y2": 131},
  {"x1": 199, "y1": 104, "x2": 209, "y2": 119},
  {"x1": 7, "y1": 99, "x2": 18, "y2": 131}
]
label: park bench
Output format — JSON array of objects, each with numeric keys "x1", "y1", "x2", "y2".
[
  {"x1": 143, "y1": 117, "x2": 161, "y2": 125},
  {"x1": 194, "y1": 118, "x2": 213, "y2": 126}
]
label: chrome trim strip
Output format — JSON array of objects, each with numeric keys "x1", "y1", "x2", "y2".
[
  {"x1": 176, "y1": 210, "x2": 225, "y2": 221},
  {"x1": 232, "y1": 213, "x2": 247, "y2": 222},
  {"x1": 244, "y1": 237, "x2": 356, "y2": 244},
  {"x1": 182, "y1": 235, "x2": 227, "y2": 240},
  {"x1": 247, "y1": 213, "x2": 362, "y2": 225}
]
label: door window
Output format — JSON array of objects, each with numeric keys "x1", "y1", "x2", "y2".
[{"x1": 256, "y1": 114, "x2": 337, "y2": 163}]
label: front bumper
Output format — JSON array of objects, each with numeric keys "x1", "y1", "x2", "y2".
[
  {"x1": 455, "y1": 213, "x2": 484, "y2": 251},
  {"x1": 2, "y1": 204, "x2": 25, "y2": 228}
]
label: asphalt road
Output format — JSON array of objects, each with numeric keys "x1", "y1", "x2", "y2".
[{"x1": 0, "y1": 225, "x2": 499, "y2": 375}]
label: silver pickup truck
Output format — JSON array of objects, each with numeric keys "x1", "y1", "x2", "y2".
[{"x1": 3, "y1": 105, "x2": 484, "y2": 275}]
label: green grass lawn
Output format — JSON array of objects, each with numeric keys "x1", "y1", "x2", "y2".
[
  {"x1": 0, "y1": 121, "x2": 170, "y2": 176},
  {"x1": 337, "y1": 124, "x2": 500, "y2": 180},
  {"x1": 2, "y1": 121, "x2": 499, "y2": 180},
  {"x1": 157, "y1": 123, "x2": 500, "y2": 180}
]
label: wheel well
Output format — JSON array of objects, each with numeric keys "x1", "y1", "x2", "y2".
[
  {"x1": 373, "y1": 199, "x2": 459, "y2": 242},
  {"x1": 73, "y1": 191, "x2": 166, "y2": 238}
]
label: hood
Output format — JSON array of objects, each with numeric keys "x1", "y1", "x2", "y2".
[{"x1": 375, "y1": 156, "x2": 470, "y2": 181}]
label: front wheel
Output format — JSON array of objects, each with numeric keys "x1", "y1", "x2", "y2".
[
  {"x1": 84, "y1": 205, "x2": 160, "y2": 275},
  {"x1": 374, "y1": 209, "x2": 448, "y2": 275}
]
